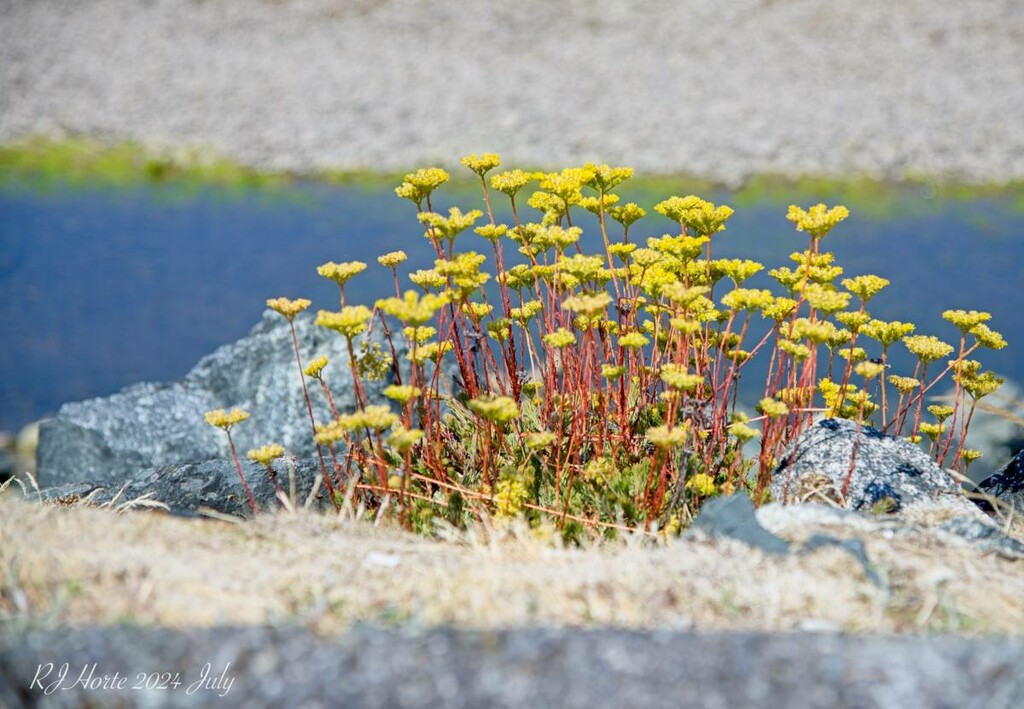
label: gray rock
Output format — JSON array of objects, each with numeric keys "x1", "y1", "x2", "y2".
[
  {"x1": 36, "y1": 311, "x2": 402, "y2": 488},
  {"x1": 691, "y1": 495, "x2": 882, "y2": 583},
  {"x1": 30, "y1": 456, "x2": 330, "y2": 518},
  {"x1": 770, "y1": 418, "x2": 971, "y2": 515},
  {"x1": 3, "y1": 625, "x2": 1024, "y2": 708},
  {"x1": 769, "y1": 418, "x2": 1024, "y2": 559},
  {"x1": 978, "y1": 448, "x2": 1024, "y2": 512},
  {"x1": 687, "y1": 493, "x2": 791, "y2": 555}
]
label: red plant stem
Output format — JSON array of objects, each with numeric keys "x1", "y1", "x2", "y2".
[
  {"x1": 288, "y1": 320, "x2": 338, "y2": 508},
  {"x1": 226, "y1": 430, "x2": 258, "y2": 515},
  {"x1": 317, "y1": 377, "x2": 339, "y2": 419}
]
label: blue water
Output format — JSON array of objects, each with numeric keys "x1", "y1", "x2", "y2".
[{"x1": 1, "y1": 180, "x2": 1022, "y2": 432}]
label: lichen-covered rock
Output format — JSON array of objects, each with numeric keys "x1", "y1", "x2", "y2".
[
  {"x1": 769, "y1": 418, "x2": 1024, "y2": 559},
  {"x1": 36, "y1": 311, "x2": 403, "y2": 488},
  {"x1": 770, "y1": 418, "x2": 973, "y2": 516}
]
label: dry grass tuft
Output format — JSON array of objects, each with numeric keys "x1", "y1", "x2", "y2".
[{"x1": 2, "y1": 495, "x2": 1023, "y2": 636}]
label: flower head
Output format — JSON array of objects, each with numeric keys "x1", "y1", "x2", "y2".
[
  {"x1": 318, "y1": 261, "x2": 367, "y2": 286},
  {"x1": 903, "y1": 335, "x2": 954, "y2": 363},
  {"x1": 304, "y1": 355, "x2": 328, "y2": 378},
  {"x1": 655, "y1": 195, "x2": 734, "y2": 236},
  {"x1": 786, "y1": 203, "x2": 850, "y2": 240},
  {"x1": 266, "y1": 297, "x2": 312, "y2": 321},
  {"x1": 247, "y1": 443, "x2": 285, "y2": 466},
  {"x1": 395, "y1": 167, "x2": 449, "y2": 205},
  {"x1": 468, "y1": 396, "x2": 521, "y2": 424},
  {"x1": 460, "y1": 153, "x2": 501, "y2": 177},
  {"x1": 204, "y1": 408, "x2": 250, "y2": 430},
  {"x1": 378, "y1": 251, "x2": 408, "y2": 268},
  {"x1": 490, "y1": 169, "x2": 535, "y2": 198},
  {"x1": 315, "y1": 305, "x2": 373, "y2": 338}
]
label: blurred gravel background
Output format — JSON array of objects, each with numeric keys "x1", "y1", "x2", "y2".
[{"x1": 2, "y1": 0, "x2": 1023, "y2": 181}]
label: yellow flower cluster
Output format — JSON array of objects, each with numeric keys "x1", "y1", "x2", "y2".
[
  {"x1": 419, "y1": 207, "x2": 483, "y2": 243},
  {"x1": 524, "y1": 431, "x2": 556, "y2": 449},
  {"x1": 887, "y1": 375, "x2": 920, "y2": 394},
  {"x1": 660, "y1": 364, "x2": 703, "y2": 392},
  {"x1": 376, "y1": 290, "x2": 451, "y2": 325},
  {"x1": 721, "y1": 288, "x2": 773, "y2": 312},
  {"x1": 619, "y1": 331, "x2": 649, "y2": 349},
  {"x1": 608, "y1": 203, "x2": 646, "y2": 228},
  {"x1": 903, "y1": 335, "x2": 954, "y2": 362},
  {"x1": 460, "y1": 152, "x2": 501, "y2": 176},
  {"x1": 474, "y1": 224, "x2": 508, "y2": 241},
  {"x1": 803, "y1": 283, "x2": 850, "y2": 314},
  {"x1": 786, "y1": 203, "x2": 850, "y2": 240},
  {"x1": 685, "y1": 473, "x2": 718, "y2": 497},
  {"x1": 407, "y1": 340, "x2": 453, "y2": 364},
  {"x1": 842, "y1": 275, "x2": 889, "y2": 302},
  {"x1": 543, "y1": 327, "x2": 576, "y2": 349},
  {"x1": 246, "y1": 443, "x2": 285, "y2": 465},
  {"x1": 468, "y1": 396, "x2": 521, "y2": 423},
  {"x1": 584, "y1": 163, "x2": 634, "y2": 192},
  {"x1": 562, "y1": 292, "x2": 611, "y2": 317},
  {"x1": 266, "y1": 297, "x2": 311, "y2": 321},
  {"x1": 315, "y1": 305, "x2": 372, "y2": 338},
  {"x1": 494, "y1": 478, "x2": 529, "y2": 518},
  {"x1": 757, "y1": 398, "x2": 789, "y2": 418},
  {"x1": 646, "y1": 424, "x2": 688, "y2": 449},
  {"x1": 204, "y1": 408, "x2": 250, "y2": 430},
  {"x1": 942, "y1": 309, "x2": 991, "y2": 333},
  {"x1": 960, "y1": 371, "x2": 1003, "y2": 400},
  {"x1": 403, "y1": 325, "x2": 437, "y2": 343},
  {"x1": 510, "y1": 300, "x2": 543, "y2": 323},
  {"x1": 970, "y1": 324, "x2": 1007, "y2": 350},
  {"x1": 318, "y1": 261, "x2": 367, "y2": 286},
  {"x1": 338, "y1": 405, "x2": 399, "y2": 433},
  {"x1": 377, "y1": 250, "x2": 408, "y2": 268},
  {"x1": 655, "y1": 195, "x2": 734, "y2": 236},
  {"x1": 854, "y1": 361, "x2": 886, "y2": 380},
  {"x1": 489, "y1": 169, "x2": 535, "y2": 198},
  {"x1": 395, "y1": 167, "x2": 449, "y2": 205},
  {"x1": 862, "y1": 319, "x2": 915, "y2": 347},
  {"x1": 388, "y1": 426, "x2": 424, "y2": 453},
  {"x1": 384, "y1": 384, "x2": 422, "y2": 404},
  {"x1": 304, "y1": 355, "x2": 328, "y2": 378},
  {"x1": 579, "y1": 194, "x2": 619, "y2": 215}
]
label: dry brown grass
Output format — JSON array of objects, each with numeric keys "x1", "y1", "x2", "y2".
[{"x1": 2, "y1": 495, "x2": 1023, "y2": 636}]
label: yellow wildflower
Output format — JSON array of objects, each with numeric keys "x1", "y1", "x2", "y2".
[
  {"x1": 468, "y1": 396, "x2": 520, "y2": 424},
  {"x1": 377, "y1": 251, "x2": 408, "y2": 268},
  {"x1": 204, "y1": 408, "x2": 250, "y2": 430},
  {"x1": 304, "y1": 355, "x2": 328, "y2": 378},
  {"x1": 786, "y1": 203, "x2": 850, "y2": 240},
  {"x1": 266, "y1": 297, "x2": 312, "y2": 321},
  {"x1": 460, "y1": 152, "x2": 501, "y2": 176},
  {"x1": 247, "y1": 443, "x2": 285, "y2": 466},
  {"x1": 318, "y1": 261, "x2": 367, "y2": 287},
  {"x1": 315, "y1": 306, "x2": 372, "y2": 338}
]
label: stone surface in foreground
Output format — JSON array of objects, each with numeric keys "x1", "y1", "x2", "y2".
[{"x1": 2, "y1": 625, "x2": 1023, "y2": 709}]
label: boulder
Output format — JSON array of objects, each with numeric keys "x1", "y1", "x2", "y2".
[
  {"x1": 978, "y1": 448, "x2": 1024, "y2": 512},
  {"x1": 770, "y1": 418, "x2": 974, "y2": 516},
  {"x1": 30, "y1": 456, "x2": 330, "y2": 518},
  {"x1": 36, "y1": 311, "x2": 404, "y2": 488},
  {"x1": 769, "y1": 418, "x2": 1024, "y2": 558}
]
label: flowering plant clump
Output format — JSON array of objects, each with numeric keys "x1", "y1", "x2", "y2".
[{"x1": 220, "y1": 154, "x2": 1007, "y2": 539}]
